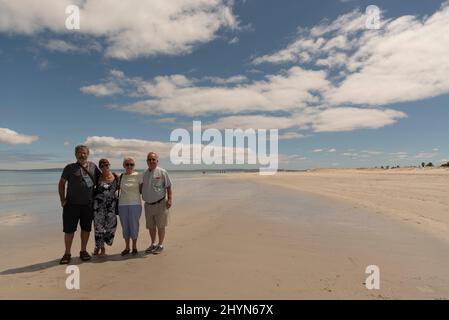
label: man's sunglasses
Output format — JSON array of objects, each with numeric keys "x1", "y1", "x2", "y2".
[
  {"x1": 147, "y1": 158, "x2": 157, "y2": 161},
  {"x1": 100, "y1": 163, "x2": 110, "y2": 168},
  {"x1": 125, "y1": 163, "x2": 135, "y2": 167}
]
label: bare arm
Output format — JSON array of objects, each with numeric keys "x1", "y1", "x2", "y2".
[
  {"x1": 166, "y1": 186, "x2": 172, "y2": 209},
  {"x1": 58, "y1": 178, "x2": 67, "y2": 207}
]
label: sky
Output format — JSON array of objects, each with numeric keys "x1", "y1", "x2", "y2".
[{"x1": 0, "y1": 0, "x2": 448, "y2": 170}]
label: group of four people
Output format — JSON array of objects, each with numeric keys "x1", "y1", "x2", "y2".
[{"x1": 58, "y1": 145, "x2": 172, "y2": 264}]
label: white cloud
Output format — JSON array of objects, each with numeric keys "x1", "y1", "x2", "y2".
[
  {"x1": 252, "y1": 10, "x2": 366, "y2": 65},
  {"x1": 278, "y1": 132, "x2": 305, "y2": 140},
  {"x1": 79, "y1": 5, "x2": 449, "y2": 136},
  {"x1": 85, "y1": 68, "x2": 407, "y2": 133},
  {"x1": 84, "y1": 136, "x2": 173, "y2": 160},
  {"x1": 312, "y1": 108, "x2": 407, "y2": 132},
  {"x1": 84, "y1": 135, "x2": 259, "y2": 167},
  {"x1": 228, "y1": 37, "x2": 239, "y2": 44},
  {"x1": 361, "y1": 150, "x2": 384, "y2": 155},
  {"x1": 92, "y1": 66, "x2": 330, "y2": 115},
  {"x1": 414, "y1": 152, "x2": 438, "y2": 159},
  {"x1": 0, "y1": 128, "x2": 38, "y2": 144},
  {"x1": 391, "y1": 152, "x2": 408, "y2": 159},
  {"x1": 252, "y1": 3, "x2": 449, "y2": 106},
  {"x1": 205, "y1": 115, "x2": 298, "y2": 130},
  {"x1": 44, "y1": 39, "x2": 101, "y2": 53},
  {"x1": 0, "y1": 0, "x2": 238, "y2": 60},
  {"x1": 279, "y1": 154, "x2": 307, "y2": 164},
  {"x1": 80, "y1": 83, "x2": 123, "y2": 97},
  {"x1": 313, "y1": 148, "x2": 336, "y2": 153},
  {"x1": 45, "y1": 39, "x2": 79, "y2": 53},
  {"x1": 203, "y1": 75, "x2": 248, "y2": 85}
]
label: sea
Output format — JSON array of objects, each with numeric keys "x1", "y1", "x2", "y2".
[{"x1": 0, "y1": 169, "x2": 211, "y2": 227}]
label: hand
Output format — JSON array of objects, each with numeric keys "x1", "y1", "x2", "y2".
[
  {"x1": 61, "y1": 199, "x2": 67, "y2": 208},
  {"x1": 166, "y1": 199, "x2": 172, "y2": 209}
]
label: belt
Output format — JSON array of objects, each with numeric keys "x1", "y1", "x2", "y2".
[{"x1": 146, "y1": 197, "x2": 166, "y2": 205}]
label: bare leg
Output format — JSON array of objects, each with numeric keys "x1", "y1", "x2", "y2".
[
  {"x1": 64, "y1": 233, "x2": 75, "y2": 255},
  {"x1": 132, "y1": 239, "x2": 137, "y2": 250},
  {"x1": 149, "y1": 228, "x2": 156, "y2": 245},
  {"x1": 80, "y1": 230, "x2": 90, "y2": 252},
  {"x1": 125, "y1": 238, "x2": 130, "y2": 250},
  {"x1": 157, "y1": 228, "x2": 165, "y2": 246}
]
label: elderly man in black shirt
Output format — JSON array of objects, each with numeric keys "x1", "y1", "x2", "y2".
[{"x1": 58, "y1": 145, "x2": 100, "y2": 264}]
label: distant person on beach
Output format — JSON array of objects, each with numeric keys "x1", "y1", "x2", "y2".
[
  {"x1": 117, "y1": 157, "x2": 143, "y2": 256},
  {"x1": 58, "y1": 145, "x2": 101, "y2": 264},
  {"x1": 142, "y1": 152, "x2": 172, "y2": 254},
  {"x1": 92, "y1": 158, "x2": 118, "y2": 256}
]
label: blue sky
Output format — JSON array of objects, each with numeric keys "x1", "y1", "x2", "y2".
[{"x1": 0, "y1": 0, "x2": 448, "y2": 170}]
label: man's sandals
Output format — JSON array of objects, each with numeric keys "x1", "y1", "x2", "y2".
[
  {"x1": 59, "y1": 254, "x2": 71, "y2": 264},
  {"x1": 59, "y1": 251, "x2": 91, "y2": 264},
  {"x1": 79, "y1": 251, "x2": 91, "y2": 261}
]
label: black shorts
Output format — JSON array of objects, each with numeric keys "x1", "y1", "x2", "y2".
[{"x1": 62, "y1": 203, "x2": 93, "y2": 233}]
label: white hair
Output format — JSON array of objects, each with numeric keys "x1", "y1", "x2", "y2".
[{"x1": 123, "y1": 157, "x2": 135, "y2": 165}]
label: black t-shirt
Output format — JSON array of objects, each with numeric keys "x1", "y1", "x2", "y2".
[{"x1": 61, "y1": 162, "x2": 101, "y2": 205}]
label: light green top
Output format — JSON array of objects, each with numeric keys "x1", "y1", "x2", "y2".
[{"x1": 119, "y1": 172, "x2": 143, "y2": 205}]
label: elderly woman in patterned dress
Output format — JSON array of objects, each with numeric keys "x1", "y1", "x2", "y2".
[{"x1": 92, "y1": 158, "x2": 118, "y2": 256}]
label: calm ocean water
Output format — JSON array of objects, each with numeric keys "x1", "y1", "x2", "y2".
[{"x1": 0, "y1": 170, "x2": 207, "y2": 225}]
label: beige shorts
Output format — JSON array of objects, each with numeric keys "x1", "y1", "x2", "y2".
[{"x1": 144, "y1": 200, "x2": 169, "y2": 229}]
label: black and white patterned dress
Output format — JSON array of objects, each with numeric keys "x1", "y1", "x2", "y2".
[{"x1": 93, "y1": 177, "x2": 118, "y2": 248}]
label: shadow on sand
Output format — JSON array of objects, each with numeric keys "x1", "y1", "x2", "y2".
[{"x1": 0, "y1": 252, "x2": 150, "y2": 275}]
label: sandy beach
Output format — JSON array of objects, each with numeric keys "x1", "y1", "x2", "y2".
[
  {"x1": 1, "y1": 168, "x2": 449, "y2": 299},
  {"x1": 232, "y1": 167, "x2": 449, "y2": 244}
]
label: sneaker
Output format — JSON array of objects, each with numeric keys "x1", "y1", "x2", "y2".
[
  {"x1": 152, "y1": 245, "x2": 164, "y2": 255},
  {"x1": 145, "y1": 244, "x2": 157, "y2": 254}
]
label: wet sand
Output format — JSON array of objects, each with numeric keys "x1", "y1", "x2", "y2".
[{"x1": 1, "y1": 171, "x2": 449, "y2": 299}]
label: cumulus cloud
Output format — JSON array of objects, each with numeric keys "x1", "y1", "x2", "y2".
[
  {"x1": 43, "y1": 39, "x2": 101, "y2": 53},
  {"x1": 0, "y1": 128, "x2": 38, "y2": 145},
  {"x1": 204, "y1": 108, "x2": 404, "y2": 133},
  {"x1": 278, "y1": 132, "x2": 306, "y2": 140},
  {"x1": 80, "y1": 4, "x2": 449, "y2": 137},
  {"x1": 205, "y1": 115, "x2": 299, "y2": 130},
  {"x1": 312, "y1": 108, "x2": 407, "y2": 132},
  {"x1": 80, "y1": 83, "x2": 124, "y2": 97},
  {"x1": 84, "y1": 136, "x2": 173, "y2": 159},
  {"x1": 84, "y1": 67, "x2": 407, "y2": 134},
  {"x1": 0, "y1": 0, "x2": 238, "y2": 60},
  {"x1": 202, "y1": 75, "x2": 248, "y2": 85},
  {"x1": 86, "y1": 67, "x2": 330, "y2": 116},
  {"x1": 252, "y1": 2, "x2": 449, "y2": 106},
  {"x1": 84, "y1": 135, "x2": 261, "y2": 167},
  {"x1": 252, "y1": 10, "x2": 366, "y2": 65}
]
